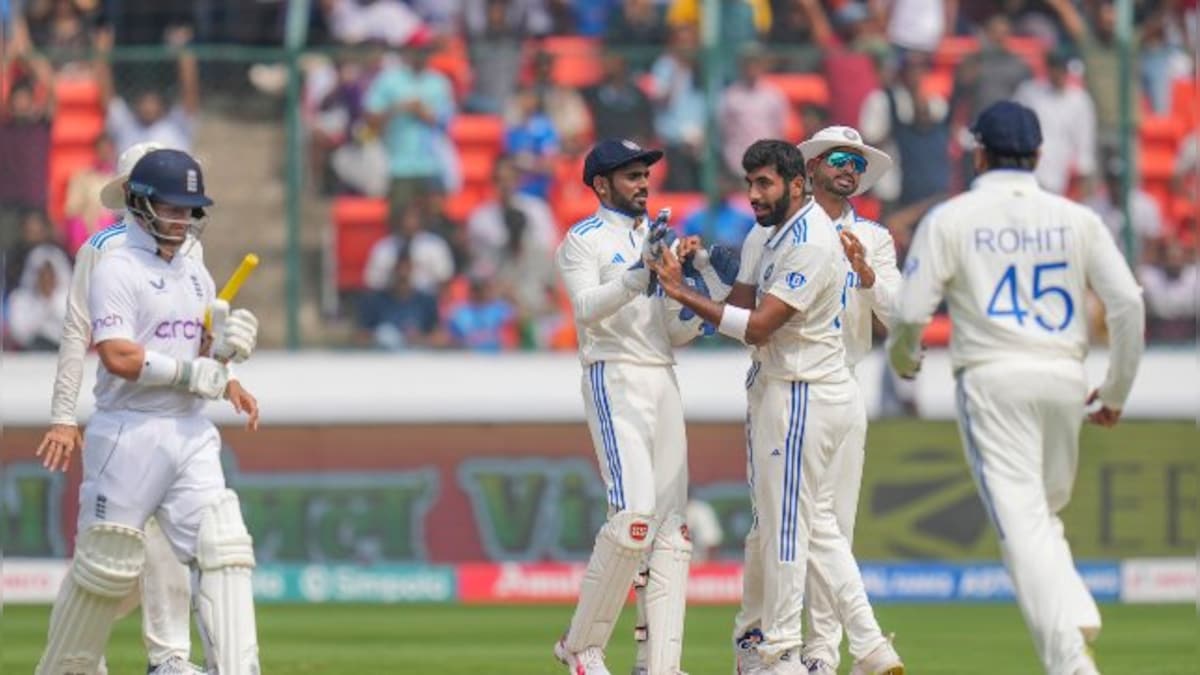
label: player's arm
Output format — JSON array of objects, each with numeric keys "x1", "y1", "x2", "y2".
[
  {"x1": 862, "y1": 228, "x2": 902, "y2": 329},
  {"x1": 651, "y1": 247, "x2": 807, "y2": 346},
  {"x1": 886, "y1": 210, "x2": 953, "y2": 378},
  {"x1": 556, "y1": 232, "x2": 648, "y2": 326},
  {"x1": 36, "y1": 246, "x2": 98, "y2": 471},
  {"x1": 726, "y1": 226, "x2": 770, "y2": 308},
  {"x1": 1083, "y1": 218, "x2": 1146, "y2": 424},
  {"x1": 89, "y1": 257, "x2": 228, "y2": 399}
]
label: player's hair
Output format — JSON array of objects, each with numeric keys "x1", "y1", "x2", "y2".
[
  {"x1": 983, "y1": 149, "x2": 1038, "y2": 171},
  {"x1": 741, "y1": 140, "x2": 806, "y2": 185}
]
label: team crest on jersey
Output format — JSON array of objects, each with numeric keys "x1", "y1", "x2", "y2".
[
  {"x1": 786, "y1": 272, "x2": 806, "y2": 289},
  {"x1": 190, "y1": 274, "x2": 204, "y2": 299}
]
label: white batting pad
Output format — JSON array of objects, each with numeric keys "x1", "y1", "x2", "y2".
[
  {"x1": 141, "y1": 515, "x2": 194, "y2": 664},
  {"x1": 192, "y1": 490, "x2": 260, "y2": 674},
  {"x1": 646, "y1": 513, "x2": 693, "y2": 674},
  {"x1": 563, "y1": 511, "x2": 655, "y2": 652},
  {"x1": 37, "y1": 523, "x2": 146, "y2": 675},
  {"x1": 633, "y1": 562, "x2": 650, "y2": 670}
]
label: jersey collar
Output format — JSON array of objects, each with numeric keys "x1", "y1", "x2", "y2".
[
  {"x1": 971, "y1": 169, "x2": 1040, "y2": 191},
  {"x1": 596, "y1": 204, "x2": 645, "y2": 230},
  {"x1": 123, "y1": 215, "x2": 161, "y2": 254},
  {"x1": 766, "y1": 199, "x2": 816, "y2": 249}
]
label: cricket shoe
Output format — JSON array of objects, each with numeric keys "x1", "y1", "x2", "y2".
[
  {"x1": 555, "y1": 639, "x2": 612, "y2": 675},
  {"x1": 849, "y1": 636, "x2": 904, "y2": 675},
  {"x1": 801, "y1": 656, "x2": 837, "y2": 675},
  {"x1": 632, "y1": 669, "x2": 688, "y2": 675},
  {"x1": 147, "y1": 656, "x2": 207, "y2": 674},
  {"x1": 734, "y1": 629, "x2": 767, "y2": 675},
  {"x1": 769, "y1": 648, "x2": 807, "y2": 675}
]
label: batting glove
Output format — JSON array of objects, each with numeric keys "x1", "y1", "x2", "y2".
[{"x1": 210, "y1": 299, "x2": 259, "y2": 364}]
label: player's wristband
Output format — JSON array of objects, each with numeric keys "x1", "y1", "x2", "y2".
[
  {"x1": 137, "y1": 350, "x2": 183, "y2": 387},
  {"x1": 718, "y1": 306, "x2": 751, "y2": 344}
]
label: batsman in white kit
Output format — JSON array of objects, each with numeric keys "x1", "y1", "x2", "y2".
[
  {"x1": 36, "y1": 149, "x2": 263, "y2": 675},
  {"x1": 649, "y1": 140, "x2": 902, "y2": 675},
  {"x1": 553, "y1": 139, "x2": 707, "y2": 675},
  {"x1": 795, "y1": 126, "x2": 900, "y2": 675},
  {"x1": 35, "y1": 142, "x2": 221, "y2": 675},
  {"x1": 887, "y1": 101, "x2": 1145, "y2": 675}
]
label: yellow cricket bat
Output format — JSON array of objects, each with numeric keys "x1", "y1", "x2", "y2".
[{"x1": 204, "y1": 253, "x2": 259, "y2": 330}]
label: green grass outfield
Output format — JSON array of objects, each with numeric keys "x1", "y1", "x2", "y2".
[{"x1": 4, "y1": 603, "x2": 1194, "y2": 674}]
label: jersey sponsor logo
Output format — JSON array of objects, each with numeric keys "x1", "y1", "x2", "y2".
[
  {"x1": 786, "y1": 272, "x2": 806, "y2": 289},
  {"x1": 92, "y1": 314, "x2": 124, "y2": 331},
  {"x1": 629, "y1": 521, "x2": 649, "y2": 541},
  {"x1": 154, "y1": 317, "x2": 204, "y2": 340}
]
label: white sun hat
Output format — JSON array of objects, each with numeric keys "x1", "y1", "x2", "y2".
[
  {"x1": 99, "y1": 141, "x2": 168, "y2": 210},
  {"x1": 797, "y1": 126, "x2": 893, "y2": 197}
]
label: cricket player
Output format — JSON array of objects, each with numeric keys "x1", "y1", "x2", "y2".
[
  {"x1": 35, "y1": 141, "x2": 211, "y2": 675},
  {"x1": 37, "y1": 149, "x2": 262, "y2": 675},
  {"x1": 887, "y1": 100, "x2": 1145, "y2": 675},
  {"x1": 648, "y1": 140, "x2": 902, "y2": 675},
  {"x1": 794, "y1": 127, "x2": 899, "y2": 675},
  {"x1": 553, "y1": 138, "x2": 706, "y2": 675}
]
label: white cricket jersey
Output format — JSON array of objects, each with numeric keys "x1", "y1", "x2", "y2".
[
  {"x1": 51, "y1": 219, "x2": 204, "y2": 424},
  {"x1": 894, "y1": 170, "x2": 1145, "y2": 407},
  {"x1": 750, "y1": 200, "x2": 851, "y2": 384},
  {"x1": 556, "y1": 205, "x2": 701, "y2": 366},
  {"x1": 834, "y1": 206, "x2": 901, "y2": 367},
  {"x1": 88, "y1": 223, "x2": 216, "y2": 416}
]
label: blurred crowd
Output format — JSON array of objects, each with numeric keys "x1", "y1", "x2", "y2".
[{"x1": 1, "y1": 0, "x2": 1196, "y2": 352}]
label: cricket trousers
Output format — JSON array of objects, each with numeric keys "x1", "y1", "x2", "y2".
[
  {"x1": 956, "y1": 359, "x2": 1100, "y2": 675},
  {"x1": 734, "y1": 367, "x2": 887, "y2": 664}
]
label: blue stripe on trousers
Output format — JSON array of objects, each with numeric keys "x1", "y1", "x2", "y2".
[
  {"x1": 780, "y1": 382, "x2": 808, "y2": 562},
  {"x1": 956, "y1": 372, "x2": 1005, "y2": 540},
  {"x1": 591, "y1": 362, "x2": 625, "y2": 511}
]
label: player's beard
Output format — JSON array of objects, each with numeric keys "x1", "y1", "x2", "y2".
[
  {"x1": 820, "y1": 170, "x2": 857, "y2": 198},
  {"x1": 755, "y1": 189, "x2": 792, "y2": 227},
  {"x1": 611, "y1": 188, "x2": 649, "y2": 216}
]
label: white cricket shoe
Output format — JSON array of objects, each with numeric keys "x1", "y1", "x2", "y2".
[
  {"x1": 147, "y1": 656, "x2": 207, "y2": 674},
  {"x1": 802, "y1": 656, "x2": 837, "y2": 675},
  {"x1": 849, "y1": 637, "x2": 905, "y2": 675},
  {"x1": 555, "y1": 639, "x2": 612, "y2": 675},
  {"x1": 769, "y1": 648, "x2": 808, "y2": 674}
]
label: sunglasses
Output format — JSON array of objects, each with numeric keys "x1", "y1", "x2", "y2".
[{"x1": 825, "y1": 150, "x2": 868, "y2": 174}]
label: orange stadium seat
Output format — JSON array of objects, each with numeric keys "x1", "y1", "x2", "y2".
[
  {"x1": 444, "y1": 185, "x2": 491, "y2": 223},
  {"x1": 428, "y1": 37, "x2": 473, "y2": 102},
  {"x1": 1005, "y1": 37, "x2": 1046, "y2": 78},
  {"x1": 54, "y1": 77, "x2": 102, "y2": 112},
  {"x1": 648, "y1": 192, "x2": 706, "y2": 222},
  {"x1": 1169, "y1": 77, "x2": 1196, "y2": 128},
  {"x1": 1139, "y1": 114, "x2": 1182, "y2": 150},
  {"x1": 533, "y1": 36, "x2": 604, "y2": 88},
  {"x1": 921, "y1": 70, "x2": 954, "y2": 100},
  {"x1": 1140, "y1": 146, "x2": 1176, "y2": 183},
  {"x1": 460, "y1": 147, "x2": 499, "y2": 185},
  {"x1": 46, "y1": 150, "x2": 95, "y2": 224},
  {"x1": 450, "y1": 114, "x2": 505, "y2": 151},
  {"x1": 763, "y1": 73, "x2": 830, "y2": 108},
  {"x1": 51, "y1": 111, "x2": 105, "y2": 147},
  {"x1": 332, "y1": 197, "x2": 389, "y2": 290},
  {"x1": 933, "y1": 36, "x2": 979, "y2": 70}
]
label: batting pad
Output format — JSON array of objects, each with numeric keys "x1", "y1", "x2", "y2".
[
  {"x1": 646, "y1": 513, "x2": 693, "y2": 674},
  {"x1": 563, "y1": 511, "x2": 655, "y2": 652},
  {"x1": 37, "y1": 523, "x2": 146, "y2": 675},
  {"x1": 192, "y1": 490, "x2": 260, "y2": 675}
]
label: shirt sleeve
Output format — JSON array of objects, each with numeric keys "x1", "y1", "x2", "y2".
[
  {"x1": 556, "y1": 232, "x2": 640, "y2": 325},
  {"x1": 888, "y1": 208, "x2": 954, "y2": 371},
  {"x1": 363, "y1": 238, "x2": 397, "y2": 290},
  {"x1": 735, "y1": 227, "x2": 769, "y2": 285},
  {"x1": 363, "y1": 72, "x2": 393, "y2": 115},
  {"x1": 864, "y1": 227, "x2": 902, "y2": 329},
  {"x1": 49, "y1": 244, "x2": 97, "y2": 425},
  {"x1": 1084, "y1": 217, "x2": 1145, "y2": 409},
  {"x1": 88, "y1": 255, "x2": 139, "y2": 343},
  {"x1": 766, "y1": 243, "x2": 836, "y2": 313}
]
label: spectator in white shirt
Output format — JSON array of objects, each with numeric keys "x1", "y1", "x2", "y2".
[
  {"x1": 5, "y1": 244, "x2": 71, "y2": 351},
  {"x1": 94, "y1": 26, "x2": 199, "y2": 154},
  {"x1": 1085, "y1": 157, "x2": 1164, "y2": 254},
  {"x1": 1140, "y1": 238, "x2": 1197, "y2": 343},
  {"x1": 1015, "y1": 50, "x2": 1097, "y2": 195},
  {"x1": 363, "y1": 202, "x2": 455, "y2": 294},
  {"x1": 879, "y1": 0, "x2": 957, "y2": 54}
]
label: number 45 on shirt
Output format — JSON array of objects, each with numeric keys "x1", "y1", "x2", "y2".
[{"x1": 986, "y1": 261, "x2": 1075, "y2": 331}]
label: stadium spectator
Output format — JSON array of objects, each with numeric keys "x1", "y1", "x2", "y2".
[
  {"x1": 799, "y1": 0, "x2": 887, "y2": 128},
  {"x1": 504, "y1": 86, "x2": 561, "y2": 200},
  {"x1": 3, "y1": 243, "x2": 71, "y2": 351},
  {"x1": 666, "y1": 0, "x2": 770, "y2": 48},
  {"x1": 462, "y1": 0, "x2": 553, "y2": 38},
  {"x1": 463, "y1": 0, "x2": 524, "y2": 114},
  {"x1": 680, "y1": 171, "x2": 756, "y2": 249},
  {"x1": 4, "y1": 209, "x2": 60, "y2": 294},
  {"x1": 95, "y1": 25, "x2": 200, "y2": 153},
  {"x1": 582, "y1": 53, "x2": 654, "y2": 145},
  {"x1": 516, "y1": 51, "x2": 591, "y2": 154},
  {"x1": 860, "y1": 50, "x2": 950, "y2": 209},
  {"x1": 1140, "y1": 238, "x2": 1197, "y2": 343},
  {"x1": 880, "y1": 0, "x2": 957, "y2": 55},
  {"x1": 364, "y1": 35, "x2": 455, "y2": 218},
  {"x1": 445, "y1": 274, "x2": 517, "y2": 352},
  {"x1": 950, "y1": 13, "x2": 1032, "y2": 149},
  {"x1": 62, "y1": 134, "x2": 120, "y2": 252},
  {"x1": 718, "y1": 43, "x2": 788, "y2": 176},
  {"x1": 605, "y1": 0, "x2": 667, "y2": 65},
  {"x1": 357, "y1": 257, "x2": 442, "y2": 350},
  {"x1": 363, "y1": 202, "x2": 455, "y2": 294},
  {"x1": 1084, "y1": 155, "x2": 1165, "y2": 256},
  {"x1": 0, "y1": 23, "x2": 54, "y2": 238},
  {"x1": 320, "y1": 0, "x2": 428, "y2": 47},
  {"x1": 648, "y1": 24, "x2": 705, "y2": 190},
  {"x1": 1014, "y1": 49, "x2": 1097, "y2": 195},
  {"x1": 23, "y1": 0, "x2": 95, "y2": 68}
]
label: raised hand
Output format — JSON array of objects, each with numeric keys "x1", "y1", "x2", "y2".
[{"x1": 840, "y1": 229, "x2": 876, "y2": 289}]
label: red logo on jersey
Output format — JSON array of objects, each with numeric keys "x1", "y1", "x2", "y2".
[{"x1": 629, "y1": 522, "x2": 649, "y2": 541}]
